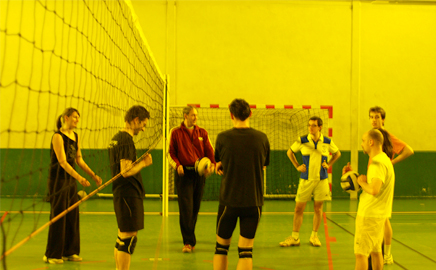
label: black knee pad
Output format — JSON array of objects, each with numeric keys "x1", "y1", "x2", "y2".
[
  {"x1": 117, "y1": 235, "x2": 137, "y2": 255},
  {"x1": 215, "y1": 242, "x2": 230, "y2": 256},
  {"x1": 238, "y1": 247, "x2": 253, "y2": 259}
]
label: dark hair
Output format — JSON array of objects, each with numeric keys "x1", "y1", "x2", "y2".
[
  {"x1": 369, "y1": 106, "x2": 386, "y2": 120},
  {"x1": 229, "y1": 99, "x2": 251, "y2": 121},
  {"x1": 57, "y1": 108, "x2": 80, "y2": 130},
  {"x1": 124, "y1": 105, "x2": 150, "y2": 123},
  {"x1": 309, "y1": 116, "x2": 323, "y2": 127},
  {"x1": 183, "y1": 106, "x2": 195, "y2": 117},
  {"x1": 376, "y1": 128, "x2": 393, "y2": 158}
]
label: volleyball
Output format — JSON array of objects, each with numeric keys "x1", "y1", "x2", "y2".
[
  {"x1": 340, "y1": 171, "x2": 361, "y2": 193},
  {"x1": 195, "y1": 157, "x2": 211, "y2": 176},
  {"x1": 77, "y1": 190, "x2": 87, "y2": 200}
]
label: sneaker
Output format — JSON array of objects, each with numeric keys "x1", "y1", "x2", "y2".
[
  {"x1": 279, "y1": 236, "x2": 300, "y2": 247},
  {"x1": 62, "y1": 254, "x2": 83, "y2": 261},
  {"x1": 309, "y1": 236, "x2": 321, "y2": 247},
  {"x1": 43, "y1": 255, "x2": 64, "y2": 264},
  {"x1": 182, "y1": 244, "x2": 193, "y2": 253},
  {"x1": 384, "y1": 254, "x2": 394, "y2": 264}
]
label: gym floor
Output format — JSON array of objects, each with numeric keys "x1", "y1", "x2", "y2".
[{"x1": 1, "y1": 198, "x2": 435, "y2": 270}]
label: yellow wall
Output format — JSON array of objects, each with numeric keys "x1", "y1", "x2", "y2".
[
  {"x1": 132, "y1": 0, "x2": 436, "y2": 151},
  {"x1": 359, "y1": 2, "x2": 436, "y2": 149},
  {"x1": 1, "y1": 0, "x2": 435, "y2": 151}
]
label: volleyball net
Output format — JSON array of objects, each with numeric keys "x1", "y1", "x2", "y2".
[{"x1": 0, "y1": 0, "x2": 165, "y2": 264}]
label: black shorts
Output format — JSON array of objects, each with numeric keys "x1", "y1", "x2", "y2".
[
  {"x1": 113, "y1": 196, "x2": 144, "y2": 232},
  {"x1": 216, "y1": 204, "x2": 262, "y2": 239}
]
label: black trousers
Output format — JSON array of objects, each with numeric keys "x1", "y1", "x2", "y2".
[
  {"x1": 175, "y1": 169, "x2": 205, "y2": 247},
  {"x1": 45, "y1": 178, "x2": 80, "y2": 259}
]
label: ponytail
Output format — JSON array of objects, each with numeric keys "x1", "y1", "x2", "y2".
[{"x1": 56, "y1": 115, "x2": 63, "y2": 130}]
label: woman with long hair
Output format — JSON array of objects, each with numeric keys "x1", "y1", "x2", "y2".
[{"x1": 44, "y1": 108, "x2": 102, "y2": 264}]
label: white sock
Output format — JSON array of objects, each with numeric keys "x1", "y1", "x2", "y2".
[
  {"x1": 292, "y1": 231, "x2": 299, "y2": 240},
  {"x1": 311, "y1": 231, "x2": 318, "y2": 238},
  {"x1": 385, "y1": 244, "x2": 392, "y2": 256}
]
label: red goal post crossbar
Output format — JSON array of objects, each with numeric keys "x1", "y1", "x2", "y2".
[{"x1": 187, "y1": 104, "x2": 333, "y2": 138}]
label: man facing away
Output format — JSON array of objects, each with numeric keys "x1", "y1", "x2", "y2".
[{"x1": 213, "y1": 98, "x2": 270, "y2": 270}]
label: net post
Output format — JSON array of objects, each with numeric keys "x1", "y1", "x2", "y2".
[{"x1": 162, "y1": 75, "x2": 170, "y2": 217}]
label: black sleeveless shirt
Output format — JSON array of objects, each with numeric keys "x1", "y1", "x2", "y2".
[{"x1": 49, "y1": 131, "x2": 78, "y2": 181}]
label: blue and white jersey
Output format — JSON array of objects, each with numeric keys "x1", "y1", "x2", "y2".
[{"x1": 290, "y1": 134, "x2": 339, "y2": 180}]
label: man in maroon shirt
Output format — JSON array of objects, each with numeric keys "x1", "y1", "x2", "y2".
[{"x1": 168, "y1": 106, "x2": 215, "y2": 253}]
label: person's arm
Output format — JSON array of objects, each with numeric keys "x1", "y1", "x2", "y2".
[
  {"x1": 203, "y1": 131, "x2": 216, "y2": 175},
  {"x1": 215, "y1": 161, "x2": 223, "y2": 175},
  {"x1": 120, "y1": 154, "x2": 152, "y2": 178},
  {"x1": 52, "y1": 134, "x2": 90, "y2": 187},
  {"x1": 167, "y1": 128, "x2": 184, "y2": 175},
  {"x1": 322, "y1": 150, "x2": 341, "y2": 169},
  {"x1": 390, "y1": 133, "x2": 414, "y2": 165},
  {"x1": 357, "y1": 175, "x2": 383, "y2": 196},
  {"x1": 75, "y1": 137, "x2": 102, "y2": 186},
  {"x1": 287, "y1": 149, "x2": 306, "y2": 172},
  {"x1": 392, "y1": 144, "x2": 414, "y2": 165}
]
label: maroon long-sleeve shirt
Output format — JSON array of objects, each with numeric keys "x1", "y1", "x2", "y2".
[{"x1": 168, "y1": 122, "x2": 215, "y2": 169}]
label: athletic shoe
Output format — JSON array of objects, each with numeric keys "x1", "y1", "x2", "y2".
[
  {"x1": 384, "y1": 254, "x2": 394, "y2": 264},
  {"x1": 62, "y1": 254, "x2": 83, "y2": 261},
  {"x1": 309, "y1": 236, "x2": 321, "y2": 247},
  {"x1": 279, "y1": 236, "x2": 300, "y2": 247},
  {"x1": 182, "y1": 244, "x2": 193, "y2": 253},
  {"x1": 43, "y1": 255, "x2": 64, "y2": 264}
]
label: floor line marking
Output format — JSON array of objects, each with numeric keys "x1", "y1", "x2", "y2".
[
  {"x1": 333, "y1": 214, "x2": 410, "y2": 269},
  {"x1": 152, "y1": 215, "x2": 166, "y2": 270},
  {"x1": 2, "y1": 211, "x2": 436, "y2": 215},
  {"x1": 323, "y1": 212, "x2": 334, "y2": 270}
]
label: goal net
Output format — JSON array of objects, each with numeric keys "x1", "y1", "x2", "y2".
[{"x1": 168, "y1": 106, "x2": 330, "y2": 200}]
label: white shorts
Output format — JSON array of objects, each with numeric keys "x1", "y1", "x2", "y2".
[
  {"x1": 295, "y1": 179, "x2": 331, "y2": 202},
  {"x1": 354, "y1": 215, "x2": 385, "y2": 257}
]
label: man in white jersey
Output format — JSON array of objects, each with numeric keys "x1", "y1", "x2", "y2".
[
  {"x1": 280, "y1": 116, "x2": 341, "y2": 247},
  {"x1": 354, "y1": 129, "x2": 395, "y2": 270},
  {"x1": 369, "y1": 106, "x2": 413, "y2": 265}
]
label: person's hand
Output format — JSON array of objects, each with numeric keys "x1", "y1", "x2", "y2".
[
  {"x1": 205, "y1": 163, "x2": 215, "y2": 178},
  {"x1": 297, "y1": 164, "x2": 306, "y2": 173},
  {"x1": 342, "y1": 162, "x2": 353, "y2": 175},
  {"x1": 92, "y1": 174, "x2": 102, "y2": 186},
  {"x1": 357, "y1": 175, "x2": 367, "y2": 186},
  {"x1": 322, "y1": 161, "x2": 329, "y2": 169},
  {"x1": 215, "y1": 162, "x2": 223, "y2": 176},
  {"x1": 78, "y1": 176, "x2": 91, "y2": 187},
  {"x1": 143, "y1": 154, "x2": 153, "y2": 167},
  {"x1": 177, "y1": 165, "x2": 184, "y2": 176}
]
